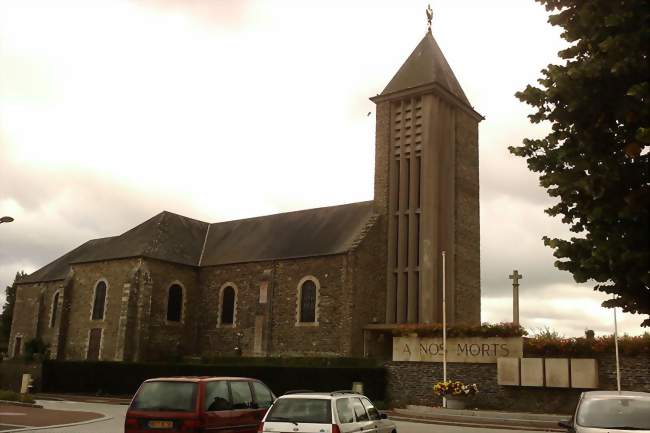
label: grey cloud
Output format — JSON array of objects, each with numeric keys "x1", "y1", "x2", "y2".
[
  {"x1": 480, "y1": 129, "x2": 552, "y2": 207},
  {"x1": 0, "y1": 151, "x2": 201, "y2": 298},
  {"x1": 480, "y1": 199, "x2": 575, "y2": 297},
  {"x1": 483, "y1": 289, "x2": 646, "y2": 337}
]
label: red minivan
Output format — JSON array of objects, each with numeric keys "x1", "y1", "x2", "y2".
[{"x1": 125, "y1": 377, "x2": 275, "y2": 433}]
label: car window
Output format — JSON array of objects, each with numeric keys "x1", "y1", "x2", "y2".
[
  {"x1": 360, "y1": 398, "x2": 380, "y2": 421},
  {"x1": 205, "y1": 381, "x2": 231, "y2": 412},
  {"x1": 576, "y1": 397, "x2": 650, "y2": 429},
  {"x1": 230, "y1": 381, "x2": 254, "y2": 409},
  {"x1": 252, "y1": 382, "x2": 274, "y2": 409},
  {"x1": 266, "y1": 398, "x2": 332, "y2": 424},
  {"x1": 351, "y1": 398, "x2": 369, "y2": 422},
  {"x1": 131, "y1": 381, "x2": 197, "y2": 412},
  {"x1": 336, "y1": 398, "x2": 355, "y2": 424}
]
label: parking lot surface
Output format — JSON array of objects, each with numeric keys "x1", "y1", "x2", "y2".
[{"x1": 0, "y1": 400, "x2": 124, "y2": 433}]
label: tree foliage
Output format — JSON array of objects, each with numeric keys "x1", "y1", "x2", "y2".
[{"x1": 510, "y1": 0, "x2": 650, "y2": 326}]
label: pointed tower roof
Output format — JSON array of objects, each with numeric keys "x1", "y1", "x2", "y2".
[{"x1": 380, "y1": 30, "x2": 471, "y2": 108}]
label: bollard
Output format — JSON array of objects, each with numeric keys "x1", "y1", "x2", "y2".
[{"x1": 20, "y1": 374, "x2": 32, "y2": 394}]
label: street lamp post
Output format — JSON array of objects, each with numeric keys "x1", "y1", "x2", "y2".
[{"x1": 0, "y1": 216, "x2": 14, "y2": 224}]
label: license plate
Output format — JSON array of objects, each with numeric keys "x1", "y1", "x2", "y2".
[{"x1": 148, "y1": 420, "x2": 174, "y2": 429}]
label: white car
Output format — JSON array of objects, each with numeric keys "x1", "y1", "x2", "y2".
[
  {"x1": 559, "y1": 390, "x2": 650, "y2": 432},
  {"x1": 259, "y1": 391, "x2": 396, "y2": 433}
]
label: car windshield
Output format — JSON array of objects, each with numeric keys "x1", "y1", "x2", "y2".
[
  {"x1": 131, "y1": 381, "x2": 198, "y2": 412},
  {"x1": 576, "y1": 396, "x2": 650, "y2": 429},
  {"x1": 266, "y1": 398, "x2": 332, "y2": 424}
]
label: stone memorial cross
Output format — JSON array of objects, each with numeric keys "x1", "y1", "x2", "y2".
[{"x1": 509, "y1": 270, "x2": 523, "y2": 326}]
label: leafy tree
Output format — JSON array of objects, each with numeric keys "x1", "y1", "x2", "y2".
[
  {"x1": 510, "y1": 0, "x2": 650, "y2": 326},
  {"x1": 1, "y1": 271, "x2": 26, "y2": 340}
]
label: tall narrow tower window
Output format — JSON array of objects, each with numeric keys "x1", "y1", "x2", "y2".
[
  {"x1": 167, "y1": 284, "x2": 183, "y2": 322},
  {"x1": 91, "y1": 281, "x2": 107, "y2": 320},
  {"x1": 220, "y1": 286, "x2": 236, "y2": 325},
  {"x1": 298, "y1": 280, "x2": 317, "y2": 323}
]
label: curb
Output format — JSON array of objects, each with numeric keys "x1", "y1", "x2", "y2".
[
  {"x1": 1, "y1": 415, "x2": 113, "y2": 432},
  {"x1": 33, "y1": 393, "x2": 131, "y2": 405},
  {"x1": 390, "y1": 415, "x2": 563, "y2": 432},
  {"x1": 0, "y1": 400, "x2": 43, "y2": 409},
  {"x1": 403, "y1": 405, "x2": 566, "y2": 421}
]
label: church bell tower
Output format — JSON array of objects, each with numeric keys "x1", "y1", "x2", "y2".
[{"x1": 371, "y1": 28, "x2": 482, "y2": 326}]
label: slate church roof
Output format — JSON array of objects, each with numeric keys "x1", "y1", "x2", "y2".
[{"x1": 20, "y1": 201, "x2": 376, "y2": 284}]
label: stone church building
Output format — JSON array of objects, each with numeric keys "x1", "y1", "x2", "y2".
[{"x1": 9, "y1": 30, "x2": 482, "y2": 362}]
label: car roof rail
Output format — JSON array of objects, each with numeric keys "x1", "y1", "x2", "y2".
[
  {"x1": 283, "y1": 389, "x2": 315, "y2": 395},
  {"x1": 330, "y1": 390, "x2": 361, "y2": 396}
]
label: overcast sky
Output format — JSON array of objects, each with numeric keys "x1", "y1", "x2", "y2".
[{"x1": 0, "y1": 0, "x2": 646, "y2": 336}]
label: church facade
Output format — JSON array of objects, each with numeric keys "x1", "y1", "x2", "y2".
[{"x1": 9, "y1": 30, "x2": 482, "y2": 362}]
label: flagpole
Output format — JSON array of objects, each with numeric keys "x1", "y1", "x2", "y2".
[
  {"x1": 442, "y1": 250, "x2": 447, "y2": 408},
  {"x1": 613, "y1": 295, "x2": 621, "y2": 393}
]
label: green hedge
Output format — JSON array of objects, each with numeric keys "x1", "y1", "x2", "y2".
[
  {"x1": 41, "y1": 360, "x2": 386, "y2": 401},
  {"x1": 197, "y1": 357, "x2": 382, "y2": 368}
]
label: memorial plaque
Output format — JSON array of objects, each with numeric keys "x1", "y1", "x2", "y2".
[
  {"x1": 497, "y1": 357, "x2": 520, "y2": 385},
  {"x1": 571, "y1": 359, "x2": 598, "y2": 389},
  {"x1": 393, "y1": 336, "x2": 523, "y2": 363},
  {"x1": 545, "y1": 358, "x2": 570, "y2": 388},
  {"x1": 521, "y1": 358, "x2": 544, "y2": 387}
]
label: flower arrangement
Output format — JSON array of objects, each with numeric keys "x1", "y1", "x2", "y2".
[{"x1": 433, "y1": 380, "x2": 479, "y2": 397}]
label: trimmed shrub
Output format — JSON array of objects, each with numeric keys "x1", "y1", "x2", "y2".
[
  {"x1": 0, "y1": 389, "x2": 35, "y2": 404},
  {"x1": 41, "y1": 360, "x2": 386, "y2": 401}
]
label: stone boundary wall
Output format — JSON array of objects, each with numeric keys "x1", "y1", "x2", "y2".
[{"x1": 386, "y1": 354, "x2": 650, "y2": 414}]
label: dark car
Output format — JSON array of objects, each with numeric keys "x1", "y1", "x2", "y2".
[{"x1": 125, "y1": 376, "x2": 275, "y2": 433}]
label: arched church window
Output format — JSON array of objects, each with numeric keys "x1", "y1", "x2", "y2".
[
  {"x1": 167, "y1": 284, "x2": 183, "y2": 322},
  {"x1": 91, "y1": 281, "x2": 107, "y2": 320},
  {"x1": 299, "y1": 279, "x2": 317, "y2": 323},
  {"x1": 50, "y1": 292, "x2": 60, "y2": 327},
  {"x1": 220, "y1": 286, "x2": 236, "y2": 325}
]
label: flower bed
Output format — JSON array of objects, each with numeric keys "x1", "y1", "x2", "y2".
[
  {"x1": 525, "y1": 333, "x2": 650, "y2": 357},
  {"x1": 391, "y1": 322, "x2": 527, "y2": 338}
]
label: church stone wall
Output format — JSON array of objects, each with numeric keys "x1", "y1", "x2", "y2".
[
  {"x1": 9, "y1": 282, "x2": 47, "y2": 356},
  {"x1": 198, "y1": 255, "x2": 353, "y2": 358},
  {"x1": 454, "y1": 110, "x2": 480, "y2": 325},
  {"x1": 63, "y1": 259, "x2": 139, "y2": 361},
  {"x1": 34, "y1": 282, "x2": 63, "y2": 356},
  {"x1": 144, "y1": 259, "x2": 200, "y2": 362},
  {"x1": 199, "y1": 261, "x2": 273, "y2": 358},
  {"x1": 348, "y1": 216, "x2": 387, "y2": 355},
  {"x1": 373, "y1": 101, "x2": 391, "y2": 215},
  {"x1": 271, "y1": 255, "x2": 350, "y2": 357}
]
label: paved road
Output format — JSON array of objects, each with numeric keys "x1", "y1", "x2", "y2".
[
  {"x1": 6, "y1": 402, "x2": 547, "y2": 433},
  {"x1": 27, "y1": 400, "x2": 127, "y2": 433}
]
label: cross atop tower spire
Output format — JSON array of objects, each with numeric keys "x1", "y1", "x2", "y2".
[{"x1": 426, "y1": 4, "x2": 433, "y2": 32}]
